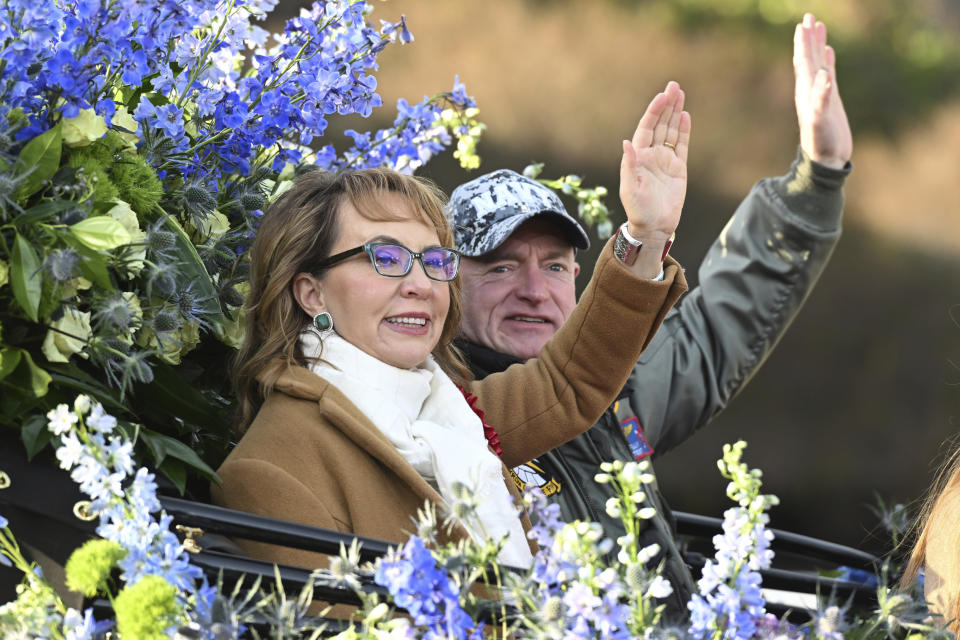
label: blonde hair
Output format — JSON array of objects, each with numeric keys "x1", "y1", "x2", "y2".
[
  {"x1": 902, "y1": 441, "x2": 960, "y2": 634},
  {"x1": 234, "y1": 168, "x2": 470, "y2": 433}
]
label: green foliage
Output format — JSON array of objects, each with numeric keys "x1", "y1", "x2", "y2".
[
  {"x1": 523, "y1": 162, "x2": 614, "y2": 237},
  {"x1": 15, "y1": 124, "x2": 61, "y2": 200},
  {"x1": 9, "y1": 234, "x2": 42, "y2": 321},
  {"x1": 64, "y1": 538, "x2": 127, "y2": 598},
  {"x1": 440, "y1": 106, "x2": 486, "y2": 170},
  {"x1": 68, "y1": 216, "x2": 132, "y2": 251}
]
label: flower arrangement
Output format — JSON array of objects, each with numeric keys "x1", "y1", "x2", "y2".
[
  {"x1": 1, "y1": 398, "x2": 949, "y2": 639},
  {"x1": 0, "y1": 0, "x2": 486, "y2": 486}
]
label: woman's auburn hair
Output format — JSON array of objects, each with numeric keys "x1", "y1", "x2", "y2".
[
  {"x1": 233, "y1": 167, "x2": 471, "y2": 433},
  {"x1": 901, "y1": 441, "x2": 960, "y2": 634}
]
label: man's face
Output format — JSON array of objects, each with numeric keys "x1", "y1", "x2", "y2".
[{"x1": 458, "y1": 218, "x2": 579, "y2": 360}]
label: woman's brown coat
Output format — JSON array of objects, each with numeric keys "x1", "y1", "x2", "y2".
[{"x1": 212, "y1": 240, "x2": 687, "y2": 570}]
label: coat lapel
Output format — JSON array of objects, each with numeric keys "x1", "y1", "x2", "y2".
[{"x1": 272, "y1": 365, "x2": 473, "y2": 543}]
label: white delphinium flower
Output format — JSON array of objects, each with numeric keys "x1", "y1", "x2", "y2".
[
  {"x1": 605, "y1": 496, "x2": 622, "y2": 518},
  {"x1": 46, "y1": 404, "x2": 78, "y2": 435},
  {"x1": 645, "y1": 575, "x2": 674, "y2": 600},
  {"x1": 73, "y1": 394, "x2": 91, "y2": 415}
]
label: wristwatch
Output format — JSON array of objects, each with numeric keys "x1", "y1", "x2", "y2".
[{"x1": 613, "y1": 223, "x2": 642, "y2": 265}]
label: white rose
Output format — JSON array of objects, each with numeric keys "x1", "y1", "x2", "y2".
[
  {"x1": 42, "y1": 307, "x2": 92, "y2": 363},
  {"x1": 106, "y1": 200, "x2": 146, "y2": 276},
  {"x1": 111, "y1": 105, "x2": 140, "y2": 150},
  {"x1": 61, "y1": 108, "x2": 108, "y2": 147},
  {"x1": 214, "y1": 307, "x2": 245, "y2": 349},
  {"x1": 190, "y1": 210, "x2": 230, "y2": 243}
]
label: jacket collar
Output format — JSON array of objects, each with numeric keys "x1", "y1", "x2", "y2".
[
  {"x1": 269, "y1": 363, "x2": 475, "y2": 544},
  {"x1": 454, "y1": 339, "x2": 523, "y2": 378}
]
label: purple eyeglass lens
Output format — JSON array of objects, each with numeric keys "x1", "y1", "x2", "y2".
[
  {"x1": 371, "y1": 244, "x2": 410, "y2": 274},
  {"x1": 423, "y1": 249, "x2": 458, "y2": 279}
]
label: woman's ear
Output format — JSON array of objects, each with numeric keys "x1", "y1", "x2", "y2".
[{"x1": 292, "y1": 272, "x2": 326, "y2": 317}]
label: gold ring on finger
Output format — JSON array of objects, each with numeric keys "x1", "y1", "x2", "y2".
[{"x1": 663, "y1": 142, "x2": 676, "y2": 150}]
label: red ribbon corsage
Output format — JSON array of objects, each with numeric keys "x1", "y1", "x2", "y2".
[{"x1": 458, "y1": 386, "x2": 503, "y2": 458}]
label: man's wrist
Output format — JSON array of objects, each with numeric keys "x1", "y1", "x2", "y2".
[
  {"x1": 613, "y1": 222, "x2": 643, "y2": 265},
  {"x1": 615, "y1": 223, "x2": 674, "y2": 279}
]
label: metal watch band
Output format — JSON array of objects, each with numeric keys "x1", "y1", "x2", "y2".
[{"x1": 613, "y1": 223, "x2": 642, "y2": 265}]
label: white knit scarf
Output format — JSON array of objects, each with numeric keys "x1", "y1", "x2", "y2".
[{"x1": 299, "y1": 330, "x2": 533, "y2": 568}]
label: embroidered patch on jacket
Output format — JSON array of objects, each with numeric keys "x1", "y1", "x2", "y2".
[
  {"x1": 621, "y1": 417, "x2": 654, "y2": 460},
  {"x1": 512, "y1": 459, "x2": 562, "y2": 496}
]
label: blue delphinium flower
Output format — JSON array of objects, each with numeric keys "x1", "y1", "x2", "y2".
[
  {"x1": 0, "y1": 512, "x2": 12, "y2": 568},
  {"x1": 374, "y1": 536, "x2": 479, "y2": 639},
  {"x1": 63, "y1": 607, "x2": 111, "y2": 640},
  {"x1": 1, "y1": 0, "x2": 481, "y2": 195}
]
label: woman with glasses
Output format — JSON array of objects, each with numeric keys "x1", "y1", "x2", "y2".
[{"x1": 215, "y1": 84, "x2": 690, "y2": 571}]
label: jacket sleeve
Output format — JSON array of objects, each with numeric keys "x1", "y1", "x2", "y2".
[
  {"x1": 630, "y1": 147, "x2": 851, "y2": 455},
  {"x1": 471, "y1": 237, "x2": 688, "y2": 469}
]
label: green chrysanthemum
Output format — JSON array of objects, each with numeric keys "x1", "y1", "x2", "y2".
[
  {"x1": 64, "y1": 538, "x2": 126, "y2": 598},
  {"x1": 67, "y1": 144, "x2": 119, "y2": 206},
  {"x1": 114, "y1": 574, "x2": 180, "y2": 640},
  {"x1": 111, "y1": 153, "x2": 163, "y2": 216}
]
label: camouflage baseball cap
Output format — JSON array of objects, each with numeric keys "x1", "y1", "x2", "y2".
[{"x1": 446, "y1": 169, "x2": 590, "y2": 257}]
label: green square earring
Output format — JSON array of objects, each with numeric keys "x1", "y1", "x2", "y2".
[{"x1": 313, "y1": 311, "x2": 334, "y2": 332}]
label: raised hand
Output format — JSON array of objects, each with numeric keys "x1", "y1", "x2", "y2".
[
  {"x1": 619, "y1": 80, "x2": 690, "y2": 275},
  {"x1": 794, "y1": 13, "x2": 852, "y2": 169}
]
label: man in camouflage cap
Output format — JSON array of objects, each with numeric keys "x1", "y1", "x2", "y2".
[{"x1": 446, "y1": 12, "x2": 852, "y2": 614}]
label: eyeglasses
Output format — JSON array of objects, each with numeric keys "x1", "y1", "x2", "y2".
[{"x1": 317, "y1": 242, "x2": 461, "y2": 281}]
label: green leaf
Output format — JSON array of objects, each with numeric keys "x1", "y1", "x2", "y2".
[
  {"x1": 140, "y1": 362, "x2": 230, "y2": 431},
  {"x1": 0, "y1": 347, "x2": 23, "y2": 382},
  {"x1": 71, "y1": 242, "x2": 114, "y2": 290},
  {"x1": 1, "y1": 348, "x2": 52, "y2": 398},
  {"x1": 14, "y1": 199, "x2": 79, "y2": 227},
  {"x1": 69, "y1": 216, "x2": 132, "y2": 251},
  {"x1": 10, "y1": 233, "x2": 42, "y2": 321},
  {"x1": 156, "y1": 434, "x2": 218, "y2": 479},
  {"x1": 158, "y1": 458, "x2": 187, "y2": 494},
  {"x1": 140, "y1": 429, "x2": 167, "y2": 466},
  {"x1": 45, "y1": 364, "x2": 125, "y2": 412},
  {"x1": 16, "y1": 124, "x2": 62, "y2": 200},
  {"x1": 163, "y1": 216, "x2": 225, "y2": 325},
  {"x1": 21, "y1": 414, "x2": 52, "y2": 460},
  {"x1": 20, "y1": 349, "x2": 51, "y2": 397},
  {"x1": 139, "y1": 428, "x2": 219, "y2": 483}
]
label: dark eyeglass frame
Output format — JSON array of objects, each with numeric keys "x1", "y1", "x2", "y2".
[{"x1": 316, "y1": 242, "x2": 461, "y2": 281}]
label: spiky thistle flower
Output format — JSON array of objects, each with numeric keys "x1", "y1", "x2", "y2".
[{"x1": 44, "y1": 248, "x2": 81, "y2": 283}]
